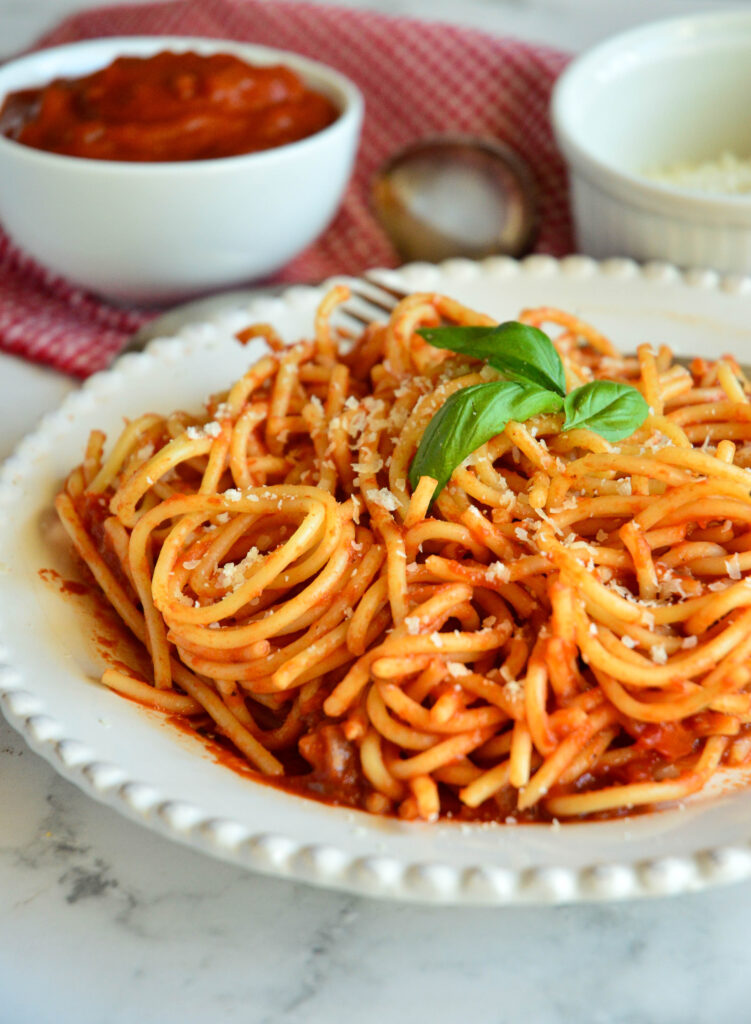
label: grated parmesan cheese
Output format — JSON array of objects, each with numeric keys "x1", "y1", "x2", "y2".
[
  {"x1": 533, "y1": 506, "x2": 563, "y2": 535},
  {"x1": 726, "y1": 554, "x2": 742, "y2": 580},
  {"x1": 446, "y1": 662, "x2": 470, "y2": 677},
  {"x1": 650, "y1": 644, "x2": 668, "y2": 665},
  {"x1": 186, "y1": 421, "x2": 222, "y2": 440},
  {"x1": 660, "y1": 575, "x2": 687, "y2": 600},
  {"x1": 486, "y1": 561, "x2": 510, "y2": 583},
  {"x1": 365, "y1": 487, "x2": 399, "y2": 512},
  {"x1": 217, "y1": 547, "x2": 261, "y2": 591},
  {"x1": 645, "y1": 151, "x2": 751, "y2": 195}
]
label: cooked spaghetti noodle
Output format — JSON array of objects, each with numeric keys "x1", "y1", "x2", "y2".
[{"x1": 55, "y1": 287, "x2": 751, "y2": 822}]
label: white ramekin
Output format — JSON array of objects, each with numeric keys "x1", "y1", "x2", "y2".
[
  {"x1": 551, "y1": 12, "x2": 751, "y2": 275},
  {"x1": 0, "y1": 37, "x2": 363, "y2": 304}
]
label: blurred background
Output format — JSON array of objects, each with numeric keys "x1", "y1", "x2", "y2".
[{"x1": 4, "y1": 0, "x2": 750, "y2": 56}]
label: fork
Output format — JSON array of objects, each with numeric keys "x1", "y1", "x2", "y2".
[{"x1": 122, "y1": 271, "x2": 406, "y2": 353}]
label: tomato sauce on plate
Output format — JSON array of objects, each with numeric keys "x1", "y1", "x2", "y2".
[{"x1": 0, "y1": 51, "x2": 340, "y2": 162}]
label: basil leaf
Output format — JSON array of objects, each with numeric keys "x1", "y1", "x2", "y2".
[
  {"x1": 417, "y1": 321, "x2": 566, "y2": 397},
  {"x1": 409, "y1": 381, "x2": 564, "y2": 500},
  {"x1": 562, "y1": 381, "x2": 649, "y2": 442}
]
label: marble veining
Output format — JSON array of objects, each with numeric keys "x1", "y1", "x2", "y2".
[{"x1": 4, "y1": 2, "x2": 751, "y2": 1022}]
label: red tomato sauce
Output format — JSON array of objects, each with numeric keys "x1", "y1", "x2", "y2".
[{"x1": 0, "y1": 51, "x2": 340, "y2": 162}]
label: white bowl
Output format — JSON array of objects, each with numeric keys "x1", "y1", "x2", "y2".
[
  {"x1": 551, "y1": 12, "x2": 751, "y2": 275},
  {"x1": 0, "y1": 37, "x2": 363, "y2": 304}
]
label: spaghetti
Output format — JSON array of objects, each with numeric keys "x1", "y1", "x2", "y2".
[{"x1": 55, "y1": 287, "x2": 751, "y2": 822}]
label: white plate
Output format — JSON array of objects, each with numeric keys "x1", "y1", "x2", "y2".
[{"x1": 4, "y1": 255, "x2": 751, "y2": 905}]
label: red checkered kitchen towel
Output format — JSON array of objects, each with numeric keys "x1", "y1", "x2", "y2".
[{"x1": 0, "y1": 0, "x2": 571, "y2": 377}]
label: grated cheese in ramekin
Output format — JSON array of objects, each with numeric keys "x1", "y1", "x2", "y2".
[{"x1": 645, "y1": 151, "x2": 751, "y2": 195}]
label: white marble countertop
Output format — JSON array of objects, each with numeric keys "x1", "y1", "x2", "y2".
[{"x1": 3, "y1": 2, "x2": 751, "y2": 1022}]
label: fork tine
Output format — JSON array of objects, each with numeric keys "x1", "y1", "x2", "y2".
[
  {"x1": 362, "y1": 271, "x2": 410, "y2": 302},
  {"x1": 335, "y1": 305, "x2": 375, "y2": 328},
  {"x1": 333, "y1": 273, "x2": 407, "y2": 331},
  {"x1": 347, "y1": 290, "x2": 396, "y2": 316},
  {"x1": 334, "y1": 324, "x2": 361, "y2": 340}
]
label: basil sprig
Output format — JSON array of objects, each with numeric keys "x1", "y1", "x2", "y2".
[
  {"x1": 409, "y1": 381, "x2": 564, "y2": 496},
  {"x1": 418, "y1": 322, "x2": 566, "y2": 396},
  {"x1": 562, "y1": 380, "x2": 649, "y2": 442},
  {"x1": 409, "y1": 322, "x2": 649, "y2": 499}
]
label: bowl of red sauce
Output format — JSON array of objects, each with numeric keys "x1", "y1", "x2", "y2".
[{"x1": 0, "y1": 37, "x2": 363, "y2": 303}]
